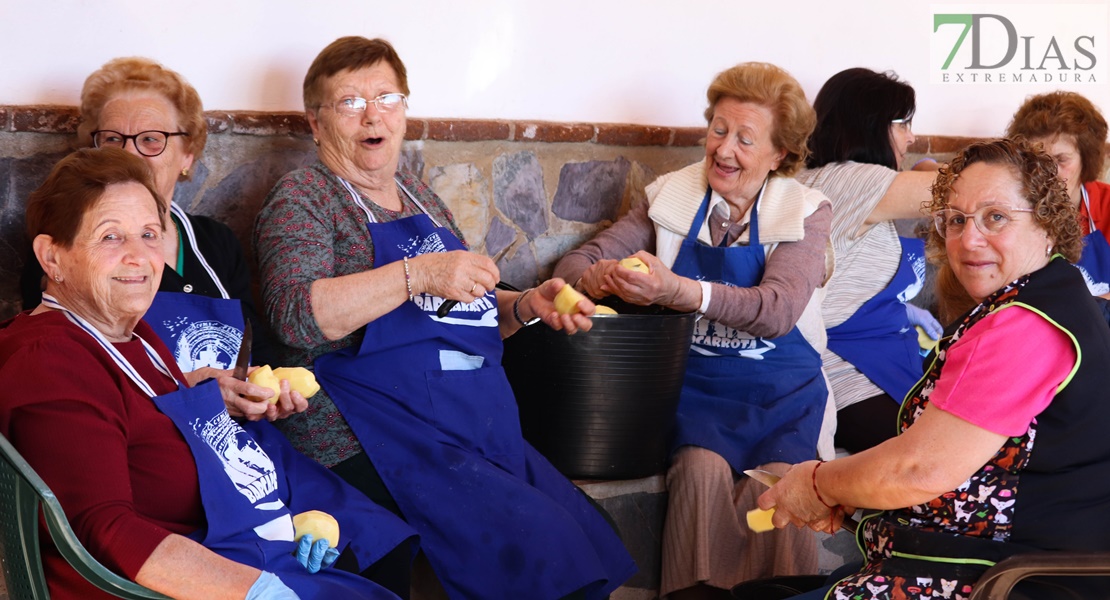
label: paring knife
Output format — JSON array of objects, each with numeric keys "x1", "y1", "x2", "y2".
[
  {"x1": 743, "y1": 468, "x2": 859, "y2": 534},
  {"x1": 231, "y1": 320, "x2": 253, "y2": 382}
]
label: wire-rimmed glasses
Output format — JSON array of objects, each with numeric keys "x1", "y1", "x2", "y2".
[
  {"x1": 323, "y1": 93, "x2": 409, "y2": 117},
  {"x1": 91, "y1": 130, "x2": 189, "y2": 157},
  {"x1": 932, "y1": 205, "x2": 1035, "y2": 239}
]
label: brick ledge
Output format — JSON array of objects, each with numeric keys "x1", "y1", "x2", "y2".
[{"x1": 1, "y1": 104, "x2": 1008, "y2": 152}]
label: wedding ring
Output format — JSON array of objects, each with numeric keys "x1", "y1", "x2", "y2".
[{"x1": 470, "y1": 282, "x2": 478, "y2": 294}]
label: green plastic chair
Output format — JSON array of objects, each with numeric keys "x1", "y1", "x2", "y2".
[{"x1": 0, "y1": 432, "x2": 170, "y2": 599}]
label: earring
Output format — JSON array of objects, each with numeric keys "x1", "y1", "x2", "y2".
[
  {"x1": 53, "y1": 274, "x2": 62, "y2": 283},
  {"x1": 313, "y1": 138, "x2": 320, "y2": 147},
  {"x1": 181, "y1": 168, "x2": 189, "y2": 177},
  {"x1": 1046, "y1": 245, "x2": 1053, "y2": 257}
]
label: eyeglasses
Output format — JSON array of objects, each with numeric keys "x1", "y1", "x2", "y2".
[
  {"x1": 891, "y1": 117, "x2": 913, "y2": 131},
  {"x1": 932, "y1": 205, "x2": 1035, "y2": 239},
  {"x1": 323, "y1": 93, "x2": 408, "y2": 117},
  {"x1": 91, "y1": 130, "x2": 188, "y2": 157}
]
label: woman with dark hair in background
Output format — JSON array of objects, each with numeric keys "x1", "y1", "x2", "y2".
[{"x1": 796, "y1": 68, "x2": 942, "y2": 453}]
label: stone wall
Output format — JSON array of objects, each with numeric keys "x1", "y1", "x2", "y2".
[
  {"x1": 0, "y1": 105, "x2": 978, "y2": 322},
  {"x1": 0, "y1": 108, "x2": 1077, "y2": 599}
]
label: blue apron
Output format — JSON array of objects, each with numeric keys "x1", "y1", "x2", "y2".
[
  {"x1": 41, "y1": 295, "x2": 413, "y2": 599},
  {"x1": 669, "y1": 187, "x2": 827, "y2": 472},
  {"x1": 144, "y1": 204, "x2": 246, "y2": 371},
  {"x1": 1075, "y1": 187, "x2": 1110, "y2": 295},
  {"x1": 825, "y1": 236, "x2": 926, "y2": 404},
  {"x1": 145, "y1": 292, "x2": 245, "y2": 371},
  {"x1": 313, "y1": 179, "x2": 635, "y2": 599}
]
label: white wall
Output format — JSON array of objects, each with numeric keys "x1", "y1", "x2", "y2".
[{"x1": 4, "y1": 0, "x2": 1108, "y2": 137}]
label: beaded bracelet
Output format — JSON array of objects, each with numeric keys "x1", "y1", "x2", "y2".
[
  {"x1": 513, "y1": 289, "x2": 541, "y2": 327},
  {"x1": 402, "y1": 256, "x2": 414, "y2": 302},
  {"x1": 812, "y1": 461, "x2": 837, "y2": 509}
]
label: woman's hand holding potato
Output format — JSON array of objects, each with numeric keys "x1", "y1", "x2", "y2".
[
  {"x1": 600, "y1": 251, "x2": 703, "y2": 312},
  {"x1": 525, "y1": 278, "x2": 596, "y2": 335},
  {"x1": 184, "y1": 367, "x2": 309, "y2": 422}
]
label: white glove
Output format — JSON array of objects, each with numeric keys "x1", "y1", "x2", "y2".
[{"x1": 245, "y1": 571, "x2": 300, "y2": 600}]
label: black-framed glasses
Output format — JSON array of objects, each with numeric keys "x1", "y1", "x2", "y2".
[
  {"x1": 322, "y1": 93, "x2": 408, "y2": 117},
  {"x1": 932, "y1": 205, "x2": 1035, "y2": 239},
  {"x1": 91, "y1": 130, "x2": 189, "y2": 157}
]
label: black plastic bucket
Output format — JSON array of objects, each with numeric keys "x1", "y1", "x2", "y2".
[{"x1": 503, "y1": 306, "x2": 696, "y2": 480}]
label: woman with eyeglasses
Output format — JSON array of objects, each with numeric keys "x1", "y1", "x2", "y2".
[
  {"x1": 18, "y1": 57, "x2": 298, "y2": 421},
  {"x1": 253, "y1": 36, "x2": 635, "y2": 599},
  {"x1": 760, "y1": 138, "x2": 1110, "y2": 600},
  {"x1": 795, "y1": 68, "x2": 943, "y2": 454}
]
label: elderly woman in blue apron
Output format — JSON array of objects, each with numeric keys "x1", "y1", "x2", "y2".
[
  {"x1": 254, "y1": 37, "x2": 635, "y2": 599},
  {"x1": 554, "y1": 62, "x2": 834, "y2": 599},
  {"x1": 1007, "y1": 91, "x2": 1110, "y2": 300},
  {"x1": 20, "y1": 57, "x2": 301, "y2": 422},
  {"x1": 762, "y1": 138, "x2": 1110, "y2": 600},
  {"x1": 2, "y1": 147, "x2": 417, "y2": 599},
  {"x1": 796, "y1": 68, "x2": 943, "y2": 454}
]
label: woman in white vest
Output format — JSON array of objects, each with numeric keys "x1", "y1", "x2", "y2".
[{"x1": 555, "y1": 62, "x2": 834, "y2": 599}]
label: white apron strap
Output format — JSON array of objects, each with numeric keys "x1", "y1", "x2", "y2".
[
  {"x1": 40, "y1": 294, "x2": 178, "y2": 398},
  {"x1": 170, "y1": 203, "x2": 230, "y2": 299},
  {"x1": 336, "y1": 174, "x2": 443, "y2": 228}
]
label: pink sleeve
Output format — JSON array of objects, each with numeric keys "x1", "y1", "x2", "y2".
[{"x1": 929, "y1": 306, "x2": 1076, "y2": 436}]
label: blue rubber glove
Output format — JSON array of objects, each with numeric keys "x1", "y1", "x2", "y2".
[
  {"x1": 906, "y1": 303, "x2": 942, "y2": 340},
  {"x1": 245, "y1": 571, "x2": 299, "y2": 599},
  {"x1": 294, "y1": 534, "x2": 340, "y2": 574}
]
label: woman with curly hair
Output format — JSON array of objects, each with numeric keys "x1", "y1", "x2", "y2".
[{"x1": 761, "y1": 138, "x2": 1110, "y2": 600}]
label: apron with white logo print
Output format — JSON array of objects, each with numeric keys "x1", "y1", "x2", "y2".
[
  {"x1": 826, "y1": 236, "x2": 927, "y2": 404},
  {"x1": 144, "y1": 204, "x2": 246, "y2": 371},
  {"x1": 41, "y1": 295, "x2": 411, "y2": 599},
  {"x1": 669, "y1": 187, "x2": 827, "y2": 471},
  {"x1": 313, "y1": 178, "x2": 635, "y2": 599}
]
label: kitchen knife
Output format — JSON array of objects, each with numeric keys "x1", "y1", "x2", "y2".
[
  {"x1": 231, "y1": 320, "x2": 252, "y2": 382},
  {"x1": 743, "y1": 468, "x2": 859, "y2": 534}
]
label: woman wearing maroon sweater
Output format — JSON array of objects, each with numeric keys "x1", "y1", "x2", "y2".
[{"x1": 0, "y1": 147, "x2": 415, "y2": 599}]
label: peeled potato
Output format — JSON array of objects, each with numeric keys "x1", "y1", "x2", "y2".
[
  {"x1": 247, "y1": 365, "x2": 282, "y2": 403},
  {"x1": 593, "y1": 305, "x2": 618, "y2": 315},
  {"x1": 619, "y1": 256, "x2": 650, "y2": 274},
  {"x1": 746, "y1": 507, "x2": 776, "y2": 533},
  {"x1": 554, "y1": 284, "x2": 587, "y2": 315},
  {"x1": 915, "y1": 325, "x2": 937, "y2": 351},
  {"x1": 293, "y1": 510, "x2": 340, "y2": 548},
  {"x1": 248, "y1": 365, "x2": 321, "y2": 403},
  {"x1": 273, "y1": 367, "x2": 321, "y2": 399}
]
